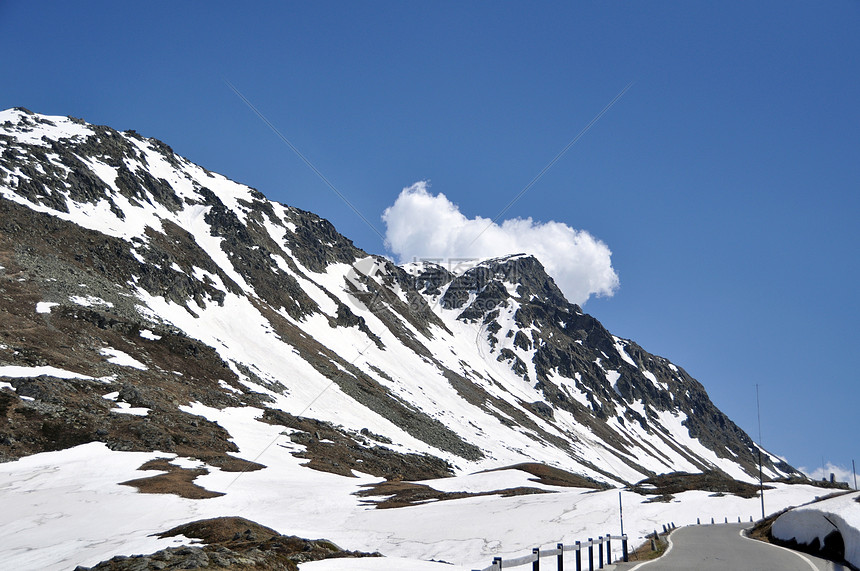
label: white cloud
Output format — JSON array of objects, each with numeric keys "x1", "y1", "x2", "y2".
[
  {"x1": 381, "y1": 181, "x2": 619, "y2": 306},
  {"x1": 800, "y1": 462, "x2": 858, "y2": 487}
]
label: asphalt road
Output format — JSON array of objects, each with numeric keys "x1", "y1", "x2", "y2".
[{"x1": 610, "y1": 523, "x2": 843, "y2": 571}]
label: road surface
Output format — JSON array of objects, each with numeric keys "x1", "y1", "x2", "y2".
[{"x1": 611, "y1": 523, "x2": 844, "y2": 571}]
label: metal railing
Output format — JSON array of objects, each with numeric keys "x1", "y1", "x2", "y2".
[
  {"x1": 472, "y1": 514, "x2": 757, "y2": 571},
  {"x1": 473, "y1": 534, "x2": 629, "y2": 571}
]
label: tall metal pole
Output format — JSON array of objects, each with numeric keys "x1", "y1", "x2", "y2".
[
  {"x1": 756, "y1": 384, "x2": 765, "y2": 519},
  {"x1": 853, "y1": 459, "x2": 857, "y2": 491},
  {"x1": 619, "y1": 491, "x2": 625, "y2": 536}
]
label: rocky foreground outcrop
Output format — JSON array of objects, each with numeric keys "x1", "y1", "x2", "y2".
[{"x1": 74, "y1": 517, "x2": 378, "y2": 571}]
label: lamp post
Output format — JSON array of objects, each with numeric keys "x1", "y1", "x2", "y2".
[{"x1": 756, "y1": 384, "x2": 765, "y2": 520}]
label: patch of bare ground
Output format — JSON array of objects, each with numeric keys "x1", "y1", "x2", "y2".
[
  {"x1": 173, "y1": 451, "x2": 264, "y2": 474},
  {"x1": 74, "y1": 516, "x2": 379, "y2": 571},
  {"x1": 356, "y1": 479, "x2": 551, "y2": 509},
  {"x1": 481, "y1": 462, "x2": 610, "y2": 489},
  {"x1": 629, "y1": 470, "x2": 770, "y2": 500},
  {"x1": 120, "y1": 458, "x2": 223, "y2": 499},
  {"x1": 262, "y1": 408, "x2": 453, "y2": 481},
  {"x1": 746, "y1": 509, "x2": 783, "y2": 543},
  {"x1": 626, "y1": 529, "x2": 672, "y2": 562},
  {"x1": 158, "y1": 516, "x2": 283, "y2": 543}
]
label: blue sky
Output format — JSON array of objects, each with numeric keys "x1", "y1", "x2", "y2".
[{"x1": 2, "y1": 1, "x2": 858, "y2": 482}]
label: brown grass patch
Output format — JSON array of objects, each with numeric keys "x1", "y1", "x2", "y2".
[
  {"x1": 624, "y1": 528, "x2": 673, "y2": 562},
  {"x1": 482, "y1": 462, "x2": 609, "y2": 489},
  {"x1": 120, "y1": 457, "x2": 224, "y2": 499},
  {"x1": 172, "y1": 450, "x2": 265, "y2": 473},
  {"x1": 157, "y1": 516, "x2": 281, "y2": 543},
  {"x1": 356, "y1": 479, "x2": 550, "y2": 509}
]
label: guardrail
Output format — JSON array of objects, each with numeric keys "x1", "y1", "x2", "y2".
[
  {"x1": 472, "y1": 534, "x2": 629, "y2": 571},
  {"x1": 472, "y1": 514, "x2": 757, "y2": 571}
]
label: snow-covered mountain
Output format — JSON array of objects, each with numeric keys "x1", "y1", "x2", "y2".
[
  {"x1": 4, "y1": 107, "x2": 839, "y2": 570},
  {"x1": 0, "y1": 107, "x2": 798, "y2": 487}
]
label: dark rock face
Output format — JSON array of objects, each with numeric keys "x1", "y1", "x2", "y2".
[
  {"x1": 285, "y1": 207, "x2": 362, "y2": 273},
  {"x1": 0, "y1": 108, "x2": 800, "y2": 488}
]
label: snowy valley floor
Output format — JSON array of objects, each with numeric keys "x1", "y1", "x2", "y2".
[{"x1": 0, "y1": 404, "x2": 835, "y2": 570}]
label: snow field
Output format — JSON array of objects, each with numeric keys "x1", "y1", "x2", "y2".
[
  {"x1": 0, "y1": 444, "x2": 196, "y2": 570},
  {"x1": 0, "y1": 402, "x2": 829, "y2": 571}
]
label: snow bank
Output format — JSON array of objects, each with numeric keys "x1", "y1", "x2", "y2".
[{"x1": 771, "y1": 491, "x2": 860, "y2": 568}]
